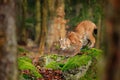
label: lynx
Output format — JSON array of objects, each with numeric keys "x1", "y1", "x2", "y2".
[{"x1": 60, "y1": 20, "x2": 97, "y2": 50}]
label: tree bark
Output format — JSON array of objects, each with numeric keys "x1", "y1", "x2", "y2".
[
  {"x1": 0, "y1": 0, "x2": 17, "y2": 80},
  {"x1": 35, "y1": 0, "x2": 41, "y2": 44},
  {"x1": 39, "y1": 0, "x2": 48, "y2": 55},
  {"x1": 104, "y1": 0, "x2": 120, "y2": 80},
  {"x1": 20, "y1": 0, "x2": 28, "y2": 44},
  {"x1": 96, "y1": 14, "x2": 101, "y2": 49},
  {"x1": 46, "y1": 0, "x2": 55, "y2": 52},
  {"x1": 46, "y1": 0, "x2": 67, "y2": 53}
]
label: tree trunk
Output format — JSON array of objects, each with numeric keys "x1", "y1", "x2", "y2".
[
  {"x1": 35, "y1": 0, "x2": 41, "y2": 44},
  {"x1": 39, "y1": 0, "x2": 48, "y2": 55},
  {"x1": 0, "y1": 0, "x2": 17, "y2": 80},
  {"x1": 46, "y1": 0, "x2": 55, "y2": 52},
  {"x1": 55, "y1": 0, "x2": 64, "y2": 8},
  {"x1": 46, "y1": 0, "x2": 67, "y2": 53},
  {"x1": 21, "y1": 0, "x2": 28, "y2": 44},
  {"x1": 104, "y1": 0, "x2": 120, "y2": 80}
]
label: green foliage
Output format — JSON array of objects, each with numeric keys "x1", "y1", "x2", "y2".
[
  {"x1": 62, "y1": 55, "x2": 92, "y2": 71},
  {"x1": 18, "y1": 56, "x2": 42, "y2": 78}
]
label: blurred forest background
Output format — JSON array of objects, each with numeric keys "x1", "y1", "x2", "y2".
[
  {"x1": 0, "y1": 0, "x2": 120, "y2": 80},
  {"x1": 16, "y1": 0, "x2": 105, "y2": 53}
]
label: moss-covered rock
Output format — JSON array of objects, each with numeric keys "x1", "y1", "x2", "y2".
[
  {"x1": 61, "y1": 48, "x2": 102, "y2": 80},
  {"x1": 62, "y1": 55, "x2": 92, "y2": 71},
  {"x1": 80, "y1": 59, "x2": 98, "y2": 80},
  {"x1": 44, "y1": 54, "x2": 66, "y2": 70},
  {"x1": 18, "y1": 56, "x2": 42, "y2": 78},
  {"x1": 17, "y1": 48, "x2": 102, "y2": 80},
  {"x1": 63, "y1": 61, "x2": 92, "y2": 80},
  {"x1": 79, "y1": 48, "x2": 103, "y2": 80}
]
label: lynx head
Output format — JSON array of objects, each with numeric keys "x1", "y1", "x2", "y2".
[{"x1": 59, "y1": 38, "x2": 71, "y2": 50}]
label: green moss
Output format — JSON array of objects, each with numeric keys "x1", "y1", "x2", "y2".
[
  {"x1": 62, "y1": 55, "x2": 92, "y2": 71},
  {"x1": 45, "y1": 61, "x2": 61, "y2": 70},
  {"x1": 18, "y1": 56, "x2": 32, "y2": 63},
  {"x1": 58, "y1": 63, "x2": 65, "y2": 68},
  {"x1": 21, "y1": 74, "x2": 33, "y2": 80},
  {"x1": 18, "y1": 56, "x2": 42, "y2": 78},
  {"x1": 81, "y1": 48, "x2": 103, "y2": 60}
]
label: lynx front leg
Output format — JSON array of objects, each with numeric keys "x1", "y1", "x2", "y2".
[{"x1": 89, "y1": 34, "x2": 95, "y2": 48}]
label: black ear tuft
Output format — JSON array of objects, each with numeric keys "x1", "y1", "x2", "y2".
[{"x1": 94, "y1": 29, "x2": 97, "y2": 34}]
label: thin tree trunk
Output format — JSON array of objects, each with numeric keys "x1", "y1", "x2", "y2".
[
  {"x1": 21, "y1": 0, "x2": 27, "y2": 44},
  {"x1": 35, "y1": 0, "x2": 41, "y2": 44},
  {"x1": 0, "y1": 0, "x2": 17, "y2": 80},
  {"x1": 39, "y1": 0, "x2": 48, "y2": 55},
  {"x1": 96, "y1": 14, "x2": 101, "y2": 49},
  {"x1": 16, "y1": 0, "x2": 22, "y2": 44}
]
